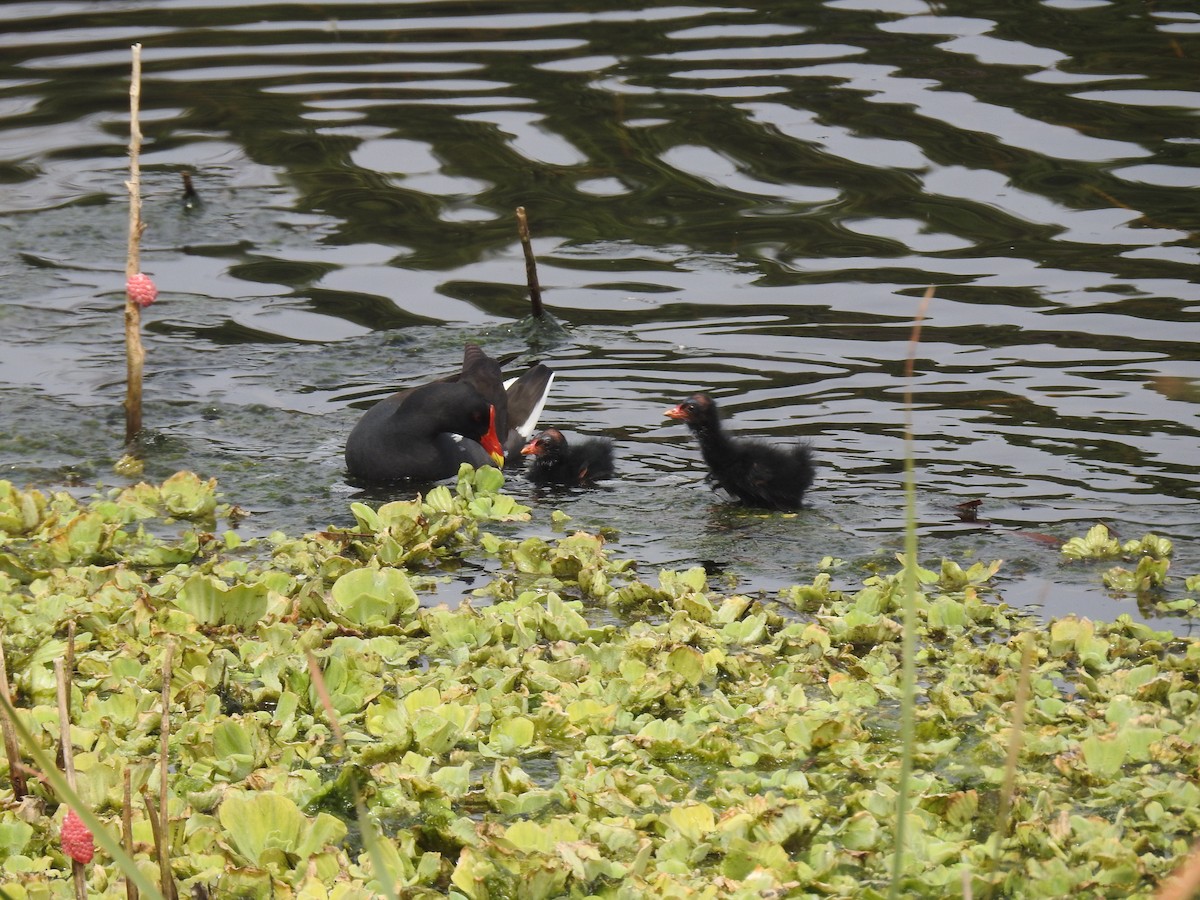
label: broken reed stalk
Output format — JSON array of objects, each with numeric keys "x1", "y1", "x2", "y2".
[
  {"x1": 139, "y1": 788, "x2": 164, "y2": 877},
  {"x1": 65, "y1": 621, "x2": 76, "y2": 689},
  {"x1": 888, "y1": 285, "x2": 933, "y2": 900},
  {"x1": 157, "y1": 643, "x2": 177, "y2": 900},
  {"x1": 123, "y1": 770, "x2": 138, "y2": 900},
  {"x1": 140, "y1": 788, "x2": 177, "y2": 899},
  {"x1": 306, "y1": 653, "x2": 399, "y2": 900},
  {"x1": 0, "y1": 632, "x2": 28, "y2": 800},
  {"x1": 515, "y1": 206, "x2": 544, "y2": 318},
  {"x1": 125, "y1": 43, "x2": 147, "y2": 445},
  {"x1": 56, "y1": 624, "x2": 75, "y2": 771},
  {"x1": 55, "y1": 660, "x2": 87, "y2": 900}
]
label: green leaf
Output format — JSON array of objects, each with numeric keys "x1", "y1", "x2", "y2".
[
  {"x1": 161, "y1": 471, "x2": 218, "y2": 519},
  {"x1": 666, "y1": 645, "x2": 705, "y2": 686},
  {"x1": 1080, "y1": 733, "x2": 1125, "y2": 779},
  {"x1": 0, "y1": 819, "x2": 33, "y2": 855},
  {"x1": 212, "y1": 720, "x2": 259, "y2": 781},
  {"x1": 506, "y1": 819, "x2": 580, "y2": 853},
  {"x1": 667, "y1": 803, "x2": 715, "y2": 843},
  {"x1": 1121, "y1": 533, "x2": 1172, "y2": 559},
  {"x1": 0, "y1": 482, "x2": 46, "y2": 534},
  {"x1": 175, "y1": 574, "x2": 269, "y2": 627},
  {"x1": 1061, "y1": 523, "x2": 1121, "y2": 560},
  {"x1": 488, "y1": 716, "x2": 536, "y2": 754},
  {"x1": 927, "y1": 596, "x2": 968, "y2": 632},
  {"x1": 349, "y1": 502, "x2": 381, "y2": 533},
  {"x1": 451, "y1": 846, "x2": 496, "y2": 900},
  {"x1": 422, "y1": 485, "x2": 457, "y2": 514},
  {"x1": 431, "y1": 761, "x2": 472, "y2": 797},
  {"x1": 47, "y1": 512, "x2": 112, "y2": 563},
  {"x1": 329, "y1": 567, "x2": 419, "y2": 627},
  {"x1": 218, "y1": 791, "x2": 306, "y2": 868}
]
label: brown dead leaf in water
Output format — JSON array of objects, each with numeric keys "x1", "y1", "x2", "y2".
[
  {"x1": 1014, "y1": 532, "x2": 1065, "y2": 548},
  {"x1": 1150, "y1": 376, "x2": 1200, "y2": 404}
]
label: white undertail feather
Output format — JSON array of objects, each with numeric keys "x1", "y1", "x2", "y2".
[{"x1": 511, "y1": 371, "x2": 555, "y2": 439}]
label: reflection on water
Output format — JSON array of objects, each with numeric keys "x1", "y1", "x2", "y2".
[{"x1": 1, "y1": 0, "x2": 1198, "y2": 630}]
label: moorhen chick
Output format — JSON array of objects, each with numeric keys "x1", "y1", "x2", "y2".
[
  {"x1": 665, "y1": 393, "x2": 815, "y2": 510},
  {"x1": 345, "y1": 344, "x2": 554, "y2": 483},
  {"x1": 521, "y1": 428, "x2": 615, "y2": 485}
]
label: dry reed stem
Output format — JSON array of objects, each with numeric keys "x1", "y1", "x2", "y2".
[
  {"x1": 53, "y1": 662, "x2": 77, "y2": 791},
  {"x1": 157, "y1": 643, "x2": 176, "y2": 900},
  {"x1": 305, "y1": 652, "x2": 346, "y2": 745},
  {"x1": 139, "y1": 788, "x2": 163, "y2": 877},
  {"x1": 124, "y1": 770, "x2": 138, "y2": 900},
  {"x1": 140, "y1": 785, "x2": 177, "y2": 900},
  {"x1": 0, "y1": 632, "x2": 28, "y2": 799},
  {"x1": 904, "y1": 287, "x2": 933, "y2": 382},
  {"x1": 516, "y1": 206, "x2": 544, "y2": 318},
  {"x1": 65, "y1": 622, "x2": 76, "y2": 689},
  {"x1": 125, "y1": 43, "x2": 147, "y2": 444},
  {"x1": 55, "y1": 659, "x2": 87, "y2": 900}
]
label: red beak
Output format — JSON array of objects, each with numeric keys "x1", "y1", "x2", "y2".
[
  {"x1": 520, "y1": 438, "x2": 540, "y2": 456},
  {"x1": 664, "y1": 405, "x2": 687, "y2": 420},
  {"x1": 481, "y1": 405, "x2": 504, "y2": 467}
]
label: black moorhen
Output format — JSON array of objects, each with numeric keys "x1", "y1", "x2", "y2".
[
  {"x1": 521, "y1": 428, "x2": 615, "y2": 485},
  {"x1": 345, "y1": 344, "x2": 554, "y2": 483},
  {"x1": 665, "y1": 393, "x2": 815, "y2": 510}
]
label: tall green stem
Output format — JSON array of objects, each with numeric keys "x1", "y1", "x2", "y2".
[{"x1": 889, "y1": 287, "x2": 932, "y2": 898}]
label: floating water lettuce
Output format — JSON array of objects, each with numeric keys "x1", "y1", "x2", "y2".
[
  {"x1": 0, "y1": 482, "x2": 46, "y2": 535},
  {"x1": 174, "y1": 573, "x2": 270, "y2": 627},
  {"x1": 218, "y1": 790, "x2": 347, "y2": 871},
  {"x1": 160, "y1": 471, "x2": 219, "y2": 519},
  {"x1": 1103, "y1": 556, "x2": 1170, "y2": 593},
  {"x1": 0, "y1": 472, "x2": 1197, "y2": 898},
  {"x1": 1061, "y1": 523, "x2": 1123, "y2": 560},
  {"x1": 328, "y1": 566, "x2": 419, "y2": 627}
]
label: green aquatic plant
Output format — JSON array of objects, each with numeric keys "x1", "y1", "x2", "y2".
[
  {"x1": 1061, "y1": 523, "x2": 1123, "y2": 560},
  {"x1": 0, "y1": 466, "x2": 1197, "y2": 898},
  {"x1": 1061, "y1": 524, "x2": 1197, "y2": 618}
]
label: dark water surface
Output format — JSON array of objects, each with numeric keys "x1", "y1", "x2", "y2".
[{"x1": 2, "y1": 0, "x2": 1198, "y2": 630}]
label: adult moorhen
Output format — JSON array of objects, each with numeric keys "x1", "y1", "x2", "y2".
[
  {"x1": 345, "y1": 344, "x2": 554, "y2": 483},
  {"x1": 521, "y1": 428, "x2": 615, "y2": 485},
  {"x1": 664, "y1": 393, "x2": 815, "y2": 510}
]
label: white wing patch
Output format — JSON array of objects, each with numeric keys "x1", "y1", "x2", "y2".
[{"x1": 512, "y1": 371, "x2": 555, "y2": 439}]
